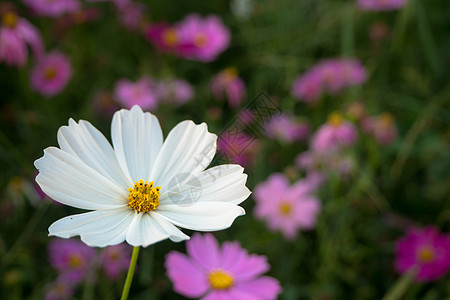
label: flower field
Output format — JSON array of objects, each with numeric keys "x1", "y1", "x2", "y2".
[{"x1": 1, "y1": 0, "x2": 449, "y2": 299}]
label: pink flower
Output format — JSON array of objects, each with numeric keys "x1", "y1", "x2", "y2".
[
  {"x1": 254, "y1": 174, "x2": 321, "y2": 239},
  {"x1": 0, "y1": 12, "x2": 44, "y2": 67},
  {"x1": 116, "y1": 1, "x2": 146, "y2": 31},
  {"x1": 146, "y1": 23, "x2": 181, "y2": 53},
  {"x1": 291, "y1": 58, "x2": 367, "y2": 103},
  {"x1": 48, "y1": 238, "x2": 96, "y2": 284},
  {"x1": 358, "y1": 0, "x2": 407, "y2": 11},
  {"x1": 395, "y1": 226, "x2": 450, "y2": 282},
  {"x1": 31, "y1": 51, "x2": 72, "y2": 97},
  {"x1": 165, "y1": 233, "x2": 281, "y2": 300},
  {"x1": 156, "y1": 78, "x2": 194, "y2": 105},
  {"x1": 100, "y1": 243, "x2": 131, "y2": 280},
  {"x1": 210, "y1": 68, "x2": 246, "y2": 108},
  {"x1": 113, "y1": 77, "x2": 158, "y2": 110},
  {"x1": 362, "y1": 113, "x2": 398, "y2": 145},
  {"x1": 44, "y1": 277, "x2": 76, "y2": 300},
  {"x1": 217, "y1": 132, "x2": 259, "y2": 167},
  {"x1": 311, "y1": 112, "x2": 358, "y2": 152},
  {"x1": 23, "y1": 0, "x2": 81, "y2": 17},
  {"x1": 265, "y1": 113, "x2": 310, "y2": 143}
]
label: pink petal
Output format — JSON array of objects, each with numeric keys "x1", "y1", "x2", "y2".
[
  {"x1": 235, "y1": 276, "x2": 282, "y2": 299},
  {"x1": 187, "y1": 233, "x2": 220, "y2": 270}
]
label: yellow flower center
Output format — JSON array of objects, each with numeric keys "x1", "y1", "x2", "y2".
[
  {"x1": 2, "y1": 12, "x2": 18, "y2": 28},
  {"x1": 328, "y1": 111, "x2": 344, "y2": 127},
  {"x1": 208, "y1": 270, "x2": 234, "y2": 290},
  {"x1": 223, "y1": 67, "x2": 238, "y2": 82},
  {"x1": 279, "y1": 202, "x2": 292, "y2": 216},
  {"x1": 127, "y1": 180, "x2": 161, "y2": 213},
  {"x1": 68, "y1": 254, "x2": 82, "y2": 268},
  {"x1": 44, "y1": 67, "x2": 57, "y2": 80},
  {"x1": 194, "y1": 33, "x2": 207, "y2": 47},
  {"x1": 417, "y1": 246, "x2": 435, "y2": 263},
  {"x1": 162, "y1": 28, "x2": 178, "y2": 46},
  {"x1": 378, "y1": 113, "x2": 394, "y2": 127}
]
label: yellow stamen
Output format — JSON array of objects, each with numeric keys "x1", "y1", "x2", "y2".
[
  {"x1": 417, "y1": 246, "x2": 435, "y2": 263},
  {"x1": 327, "y1": 111, "x2": 344, "y2": 127},
  {"x1": 2, "y1": 12, "x2": 18, "y2": 28},
  {"x1": 127, "y1": 180, "x2": 161, "y2": 213},
  {"x1": 208, "y1": 269, "x2": 234, "y2": 290},
  {"x1": 194, "y1": 33, "x2": 207, "y2": 47},
  {"x1": 279, "y1": 202, "x2": 292, "y2": 216},
  {"x1": 68, "y1": 255, "x2": 82, "y2": 268},
  {"x1": 378, "y1": 113, "x2": 394, "y2": 127},
  {"x1": 44, "y1": 67, "x2": 57, "y2": 80},
  {"x1": 162, "y1": 28, "x2": 178, "y2": 46},
  {"x1": 223, "y1": 67, "x2": 238, "y2": 82}
]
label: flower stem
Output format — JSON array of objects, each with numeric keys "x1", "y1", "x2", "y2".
[{"x1": 120, "y1": 246, "x2": 140, "y2": 300}]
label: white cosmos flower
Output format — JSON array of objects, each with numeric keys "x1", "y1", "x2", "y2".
[{"x1": 35, "y1": 105, "x2": 250, "y2": 247}]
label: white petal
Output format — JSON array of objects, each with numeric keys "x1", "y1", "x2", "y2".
[
  {"x1": 48, "y1": 208, "x2": 135, "y2": 247},
  {"x1": 160, "y1": 164, "x2": 251, "y2": 206},
  {"x1": 35, "y1": 147, "x2": 127, "y2": 210},
  {"x1": 111, "y1": 106, "x2": 163, "y2": 182},
  {"x1": 157, "y1": 202, "x2": 245, "y2": 231},
  {"x1": 151, "y1": 120, "x2": 217, "y2": 190},
  {"x1": 58, "y1": 118, "x2": 132, "y2": 188},
  {"x1": 152, "y1": 212, "x2": 190, "y2": 242},
  {"x1": 125, "y1": 213, "x2": 169, "y2": 247}
]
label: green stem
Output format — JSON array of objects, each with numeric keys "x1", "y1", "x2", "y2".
[
  {"x1": 120, "y1": 246, "x2": 140, "y2": 300},
  {"x1": 382, "y1": 269, "x2": 416, "y2": 300}
]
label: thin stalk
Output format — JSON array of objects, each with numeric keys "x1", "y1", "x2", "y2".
[{"x1": 120, "y1": 246, "x2": 140, "y2": 300}]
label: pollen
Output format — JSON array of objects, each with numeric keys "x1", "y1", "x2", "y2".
[
  {"x1": 2, "y1": 12, "x2": 18, "y2": 28},
  {"x1": 279, "y1": 202, "x2": 292, "y2": 216},
  {"x1": 163, "y1": 28, "x2": 178, "y2": 46},
  {"x1": 328, "y1": 111, "x2": 343, "y2": 127},
  {"x1": 208, "y1": 269, "x2": 234, "y2": 290},
  {"x1": 44, "y1": 67, "x2": 57, "y2": 80},
  {"x1": 417, "y1": 246, "x2": 435, "y2": 263},
  {"x1": 194, "y1": 33, "x2": 207, "y2": 47},
  {"x1": 127, "y1": 180, "x2": 161, "y2": 213}
]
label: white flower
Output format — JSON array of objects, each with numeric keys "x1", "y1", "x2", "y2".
[{"x1": 35, "y1": 105, "x2": 250, "y2": 247}]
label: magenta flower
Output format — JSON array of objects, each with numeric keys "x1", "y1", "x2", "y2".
[
  {"x1": 113, "y1": 77, "x2": 159, "y2": 110},
  {"x1": 116, "y1": 0, "x2": 146, "y2": 31},
  {"x1": 217, "y1": 132, "x2": 259, "y2": 167},
  {"x1": 0, "y1": 12, "x2": 44, "y2": 67},
  {"x1": 31, "y1": 51, "x2": 72, "y2": 97},
  {"x1": 100, "y1": 243, "x2": 131, "y2": 280},
  {"x1": 165, "y1": 233, "x2": 281, "y2": 300},
  {"x1": 395, "y1": 226, "x2": 450, "y2": 282},
  {"x1": 48, "y1": 238, "x2": 96, "y2": 283},
  {"x1": 291, "y1": 58, "x2": 367, "y2": 103},
  {"x1": 176, "y1": 14, "x2": 230, "y2": 62},
  {"x1": 146, "y1": 23, "x2": 181, "y2": 53},
  {"x1": 311, "y1": 112, "x2": 358, "y2": 152},
  {"x1": 362, "y1": 113, "x2": 398, "y2": 145},
  {"x1": 265, "y1": 113, "x2": 310, "y2": 143},
  {"x1": 44, "y1": 277, "x2": 76, "y2": 300},
  {"x1": 253, "y1": 174, "x2": 321, "y2": 239},
  {"x1": 211, "y1": 68, "x2": 246, "y2": 108},
  {"x1": 156, "y1": 78, "x2": 194, "y2": 105},
  {"x1": 358, "y1": 0, "x2": 407, "y2": 11},
  {"x1": 23, "y1": 0, "x2": 81, "y2": 17}
]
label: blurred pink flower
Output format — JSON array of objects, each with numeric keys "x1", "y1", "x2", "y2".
[
  {"x1": 114, "y1": 77, "x2": 158, "y2": 110},
  {"x1": 211, "y1": 68, "x2": 246, "y2": 108},
  {"x1": 23, "y1": 0, "x2": 81, "y2": 17},
  {"x1": 146, "y1": 23, "x2": 181, "y2": 53},
  {"x1": 265, "y1": 113, "x2": 310, "y2": 143},
  {"x1": 254, "y1": 174, "x2": 321, "y2": 239},
  {"x1": 311, "y1": 112, "x2": 358, "y2": 151},
  {"x1": 358, "y1": 0, "x2": 407, "y2": 11},
  {"x1": 176, "y1": 14, "x2": 230, "y2": 62},
  {"x1": 295, "y1": 150, "x2": 355, "y2": 179},
  {"x1": 48, "y1": 238, "x2": 96, "y2": 284},
  {"x1": 362, "y1": 113, "x2": 398, "y2": 145},
  {"x1": 291, "y1": 58, "x2": 367, "y2": 103},
  {"x1": 0, "y1": 12, "x2": 44, "y2": 67},
  {"x1": 44, "y1": 277, "x2": 76, "y2": 300},
  {"x1": 395, "y1": 226, "x2": 450, "y2": 282},
  {"x1": 165, "y1": 233, "x2": 281, "y2": 299},
  {"x1": 156, "y1": 78, "x2": 194, "y2": 105},
  {"x1": 116, "y1": 0, "x2": 146, "y2": 31},
  {"x1": 218, "y1": 132, "x2": 259, "y2": 167},
  {"x1": 100, "y1": 243, "x2": 131, "y2": 280},
  {"x1": 31, "y1": 51, "x2": 72, "y2": 97}
]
